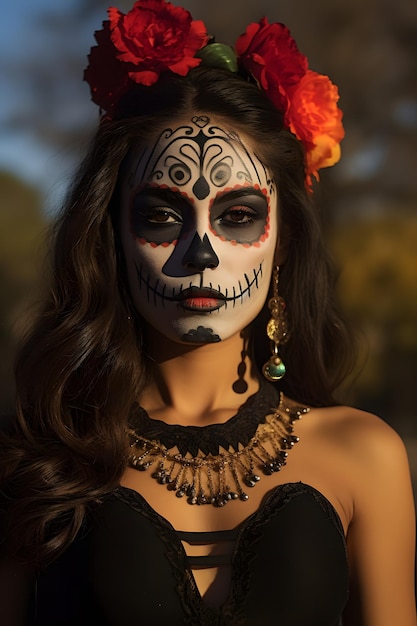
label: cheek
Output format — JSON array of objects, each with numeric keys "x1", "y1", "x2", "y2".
[
  {"x1": 132, "y1": 240, "x2": 174, "y2": 271},
  {"x1": 122, "y1": 224, "x2": 174, "y2": 276},
  {"x1": 208, "y1": 223, "x2": 271, "y2": 249}
]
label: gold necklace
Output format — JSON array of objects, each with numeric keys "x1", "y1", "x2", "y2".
[{"x1": 128, "y1": 393, "x2": 309, "y2": 507}]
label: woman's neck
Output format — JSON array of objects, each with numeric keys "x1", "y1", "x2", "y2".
[{"x1": 140, "y1": 329, "x2": 260, "y2": 425}]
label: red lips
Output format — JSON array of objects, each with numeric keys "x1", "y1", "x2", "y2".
[{"x1": 177, "y1": 287, "x2": 226, "y2": 312}]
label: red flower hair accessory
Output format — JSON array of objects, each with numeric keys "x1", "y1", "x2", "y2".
[
  {"x1": 84, "y1": 3, "x2": 344, "y2": 187},
  {"x1": 84, "y1": 0, "x2": 208, "y2": 117},
  {"x1": 236, "y1": 17, "x2": 344, "y2": 186}
]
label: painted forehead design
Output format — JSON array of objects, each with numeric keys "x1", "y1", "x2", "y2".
[{"x1": 130, "y1": 115, "x2": 275, "y2": 198}]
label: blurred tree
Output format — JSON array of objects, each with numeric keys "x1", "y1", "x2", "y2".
[
  {"x1": 3, "y1": 0, "x2": 134, "y2": 164},
  {"x1": 0, "y1": 171, "x2": 47, "y2": 413},
  {"x1": 331, "y1": 211, "x2": 417, "y2": 433},
  {"x1": 4, "y1": 0, "x2": 416, "y2": 214}
]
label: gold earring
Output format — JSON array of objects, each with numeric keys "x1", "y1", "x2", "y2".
[{"x1": 262, "y1": 266, "x2": 288, "y2": 381}]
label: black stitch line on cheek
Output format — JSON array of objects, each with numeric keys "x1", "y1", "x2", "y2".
[
  {"x1": 244, "y1": 273, "x2": 251, "y2": 297},
  {"x1": 153, "y1": 279, "x2": 159, "y2": 307},
  {"x1": 146, "y1": 270, "x2": 152, "y2": 303}
]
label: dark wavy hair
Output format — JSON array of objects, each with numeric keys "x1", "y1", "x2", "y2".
[{"x1": 0, "y1": 67, "x2": 355, "y2": 567}]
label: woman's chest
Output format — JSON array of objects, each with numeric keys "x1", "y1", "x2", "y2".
[{"x1": 34, "y1": 483, "x2": 349, "y2": 625}]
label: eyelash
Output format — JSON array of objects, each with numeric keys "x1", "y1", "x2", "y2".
[
  {"x1": 137, "y1": 203, "x2": 260, "y2": 227},
  {"x1": 218, "y1": 206, "x2": 258, "y2": 226},
  {"x1": 142, "y1": 207, "x2": 183, "y2": 225}
]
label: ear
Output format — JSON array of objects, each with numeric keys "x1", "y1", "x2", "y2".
[{"x1": 274, "y1": 221, "x2": 292, "y2": 266}]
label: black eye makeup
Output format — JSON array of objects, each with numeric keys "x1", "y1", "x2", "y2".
[
  {"x1": 130, "y1": 187, "x2": 192, "y2": 245},
  {"x1": 209, "y1": 189, "x2": 270, "y2": 244}
]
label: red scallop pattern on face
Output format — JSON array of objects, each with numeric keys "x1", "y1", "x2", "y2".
[
  {"x1": 129, "y1": 184, "x2": 195, "y2": 247},
  {"x1": 207, "y1": 184, "x2": 271, "y2": 247}
]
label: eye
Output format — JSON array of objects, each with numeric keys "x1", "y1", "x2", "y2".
[
  {"x1": 145, "y1": 208, "x2": 182, "y2": 225},
  {"x1": 218, "y1": 206, "x2": 257, "y2": 226},
  {"x1": 209, "y1": 191, "x2": 269, "y2": 244}
]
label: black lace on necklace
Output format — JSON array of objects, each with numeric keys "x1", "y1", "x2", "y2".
[{"x1": 128, "y1": 382, "x2": 309, "y2": 507}]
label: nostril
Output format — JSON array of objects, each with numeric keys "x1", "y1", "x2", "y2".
[{"x1": 182, "y1": 233, "x2": 219, "y2": 271}]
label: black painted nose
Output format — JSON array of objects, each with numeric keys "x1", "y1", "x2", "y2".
[{"x1": 182, "y1": 232, "x2": 219, "y2": 271}]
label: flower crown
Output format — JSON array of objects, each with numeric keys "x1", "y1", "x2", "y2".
[{"x1": 84, "y1": 0, "x2": 344, "y2": 188}]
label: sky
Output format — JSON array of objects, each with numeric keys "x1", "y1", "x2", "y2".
[
  {"x1": 1, "y1": 0, "x2": 416, "y2": 216},
  {"x1": 0, "y1": 0, "x2": 96, "y2": 212}
]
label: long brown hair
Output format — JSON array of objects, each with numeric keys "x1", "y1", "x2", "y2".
[{"x1": 0, "y1": 68, "x2": 355, "y2": 567}]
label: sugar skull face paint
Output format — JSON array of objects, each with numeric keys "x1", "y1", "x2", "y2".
[{"x1": 120, "y1": 115, "x2": 278, "y2": 344}]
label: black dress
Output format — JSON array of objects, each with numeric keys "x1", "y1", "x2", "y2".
[{"x1": 31, "y1": 384, "x2": 349, "y2": 625}]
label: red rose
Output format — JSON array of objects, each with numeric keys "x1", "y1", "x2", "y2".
[
  {"x1": 84, "y1": 0, "x2": 208, "y2": 115},
  {"x1": 109, "y1": 0, "x2": 208, "y2": 84},
  {"x1": 84, "y1": 22, "x2": 132, "y2": 115},
  {"x1": 236, "y1": 17, "x2": 307, "y2": 111},
  {"x1": 286, "y1": 70, "x2": 344, "y2": 180}
]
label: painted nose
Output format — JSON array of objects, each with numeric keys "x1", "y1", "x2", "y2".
[{"x1": 182, "y1": 232, "x2": 219, "y2": 271}]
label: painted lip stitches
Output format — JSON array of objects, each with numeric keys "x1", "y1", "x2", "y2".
[{"x1": 134, "y1": 262, "x2": 264, "y2": 311}]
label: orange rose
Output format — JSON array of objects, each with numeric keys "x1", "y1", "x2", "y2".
[{"x1": 285, "y1": 70, "x2": 344, "y2": 181}]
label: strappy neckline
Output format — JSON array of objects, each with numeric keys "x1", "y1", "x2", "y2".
[
  {"x1": 112, "y1": 482, "x2": 347, "y2": 623},
  {"x1": 114, "y1": 481, "x2": 345, "y2": 542}
]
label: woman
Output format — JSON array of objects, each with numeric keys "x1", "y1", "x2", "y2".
[{"x1": 1, "y1": 1, "x2": 415, "y2": 624}]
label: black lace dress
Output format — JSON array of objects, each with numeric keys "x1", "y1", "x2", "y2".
[{"x1": 31, "y1": 383, "x2": 349, "y2": 625}]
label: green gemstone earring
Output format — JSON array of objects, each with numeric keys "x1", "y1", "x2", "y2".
[{"x1": 262, "y1": 267, "x2": 289, "y2": 382}]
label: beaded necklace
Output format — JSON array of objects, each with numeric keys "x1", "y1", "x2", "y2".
[{"x1": 128, "y1": 385, "x2": 309, "y2": 507}]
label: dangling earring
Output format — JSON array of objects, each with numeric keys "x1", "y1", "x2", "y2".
[{"x1": 262, "y1": 266, "x2": 288, "y2": 382}]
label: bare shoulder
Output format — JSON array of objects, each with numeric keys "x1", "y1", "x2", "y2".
[
  {"x1": 310, "y1": 407, "x2": 417, "y2": 625},
  {"x1": 307, "y1": 403, "x2": 410, "y2": 473},
  {"x1": 297, "y1": 402, "x2": 416, "y2": 625},
  {"x1": 303, "y1": 402, "x2": 414, "y2": 509}
]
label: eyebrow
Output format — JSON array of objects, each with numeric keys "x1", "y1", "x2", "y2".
[
  {"x1": 135, "y1": 185, "x2": 193, "y2": 206},
  {"x1": 136, "y1": 184, "x2": 268, "y2": 206},
  {"x1": 213, "y1": 187, "x2": 268, "y2": 203}
]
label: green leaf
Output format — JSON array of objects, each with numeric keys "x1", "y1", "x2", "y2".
[{"x1": 196, "y1": 43, "x2": 238, "y2": 73}]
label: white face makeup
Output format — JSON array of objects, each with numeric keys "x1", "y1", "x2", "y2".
[{"x1": 120, "y1": 115, "x2": 278, "y2": 345}]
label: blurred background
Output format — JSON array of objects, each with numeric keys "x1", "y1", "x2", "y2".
[{"x1": 0, "y1": 0, "x2": 416, "y2": 495}]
